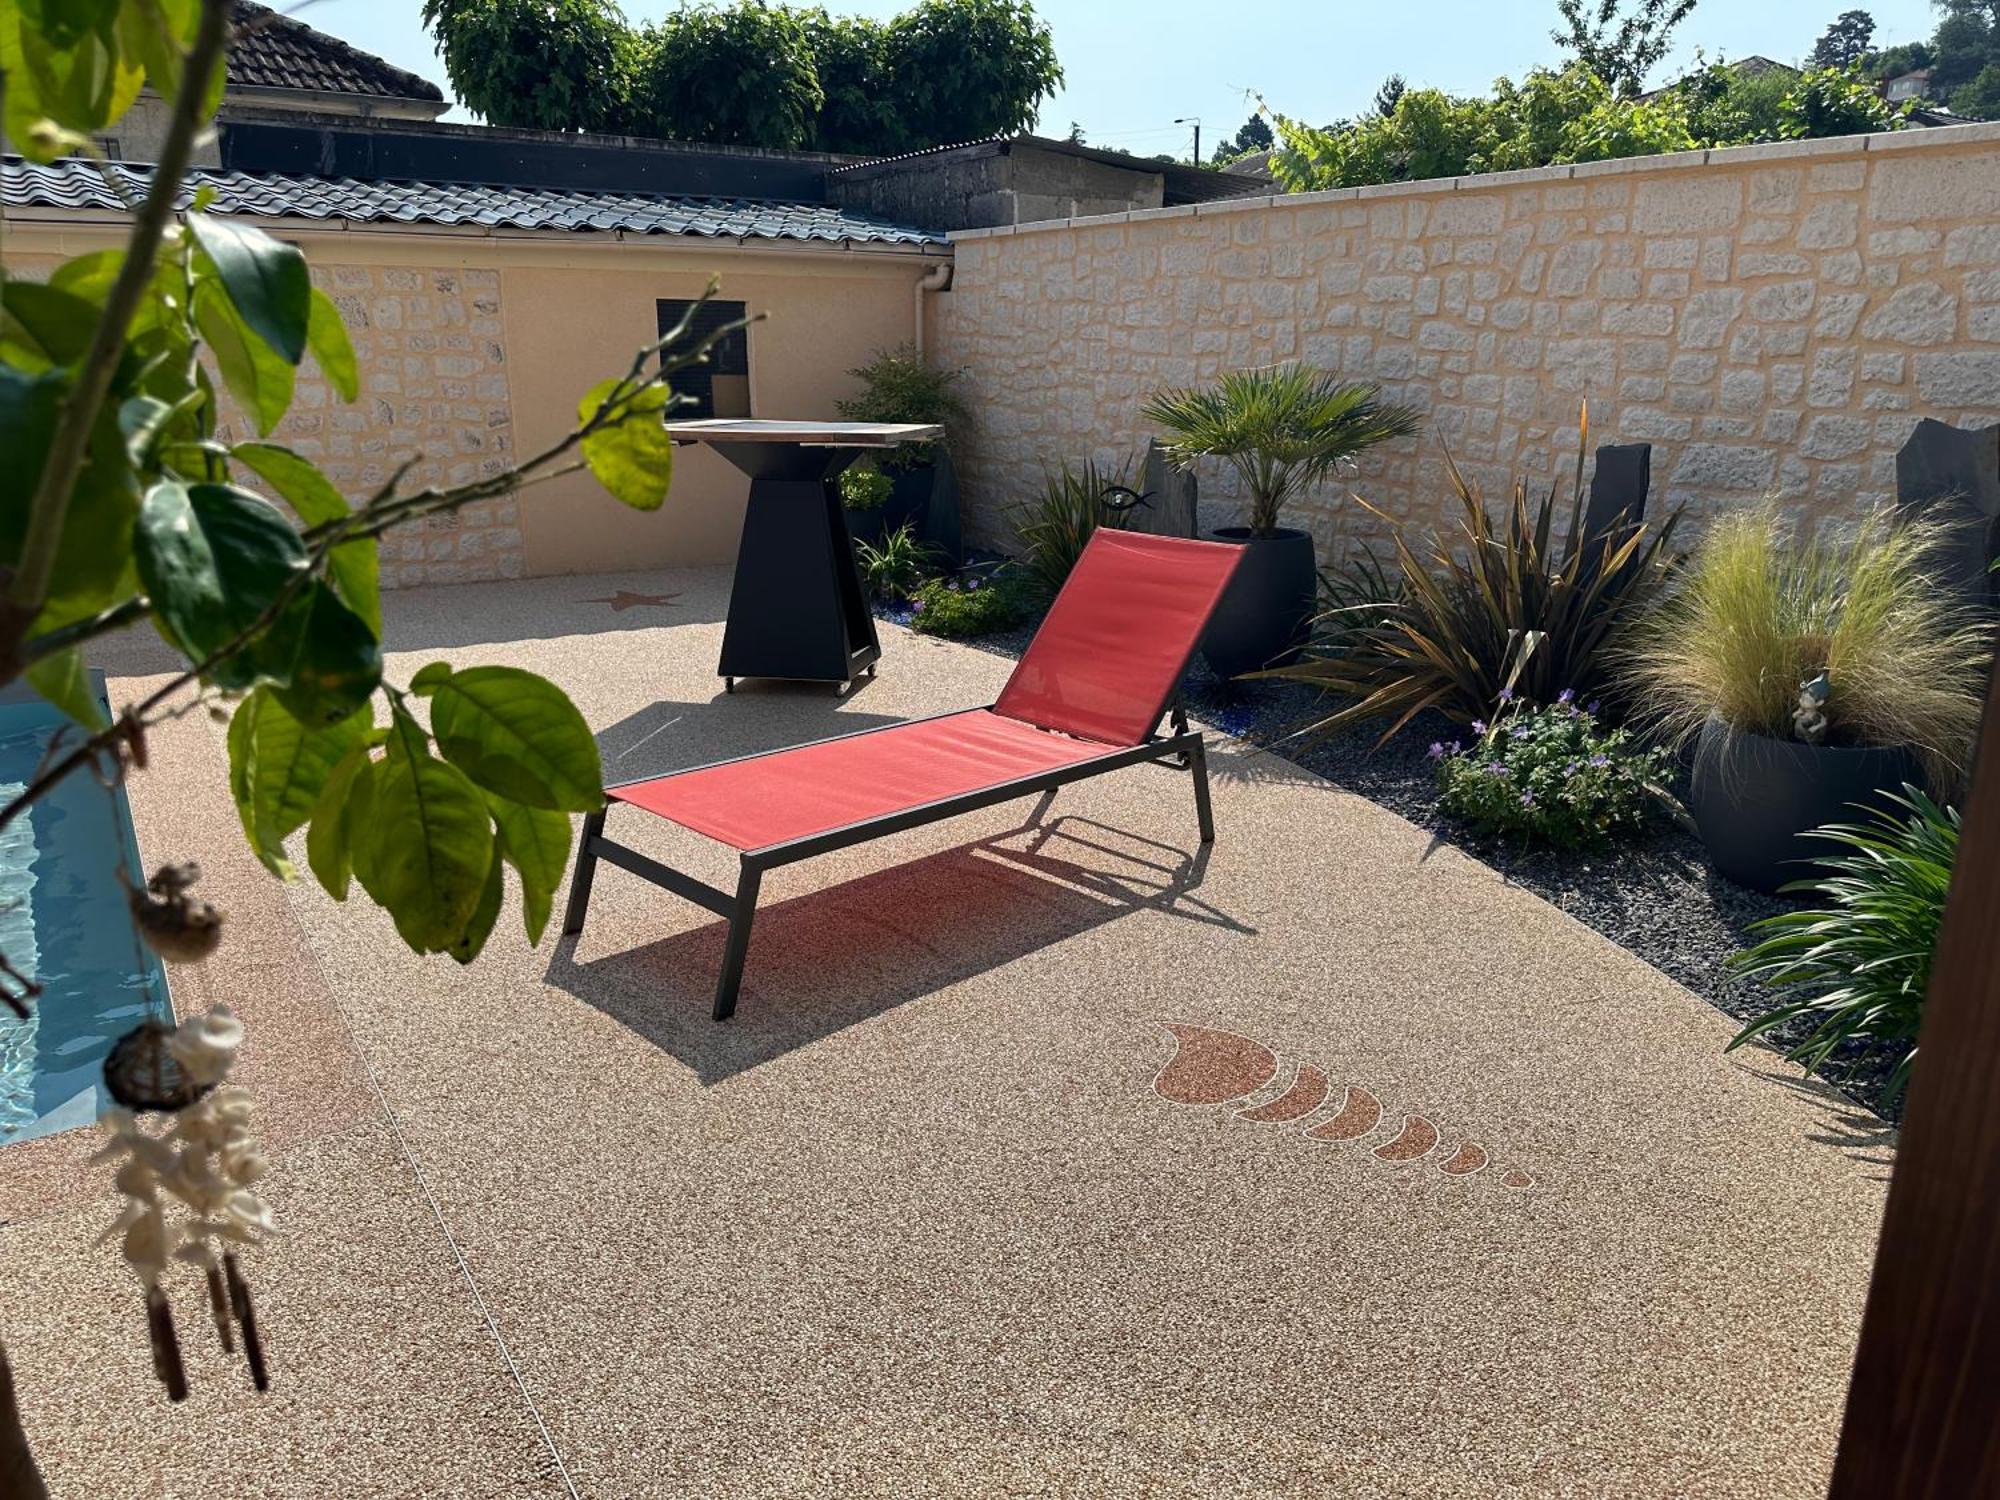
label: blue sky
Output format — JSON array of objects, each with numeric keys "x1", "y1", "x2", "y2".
[{"x1": 321, "y1": 0, "x2": 1943, "y2": 153}]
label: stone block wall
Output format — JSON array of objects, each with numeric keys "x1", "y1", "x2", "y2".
[
  {"x1": 221, "y1": 262, "x2": 523, "y2": 588},
  {"x1": 933, "y1": 124, "x2": 2000, "y2": 561}
]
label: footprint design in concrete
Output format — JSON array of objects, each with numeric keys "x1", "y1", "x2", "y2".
[{"x1": 1152, "y1": 1023, "x2": 1535, "y2": 1190}]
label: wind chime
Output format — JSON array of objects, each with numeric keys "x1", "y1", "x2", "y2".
[{"x1": 95, "y1": 864, "x2": 271, "y2": 1402}]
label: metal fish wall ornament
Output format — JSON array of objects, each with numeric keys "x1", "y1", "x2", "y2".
[{"x1": 1152, "y1": 1023, "x2": 1535, "y2": 1190}]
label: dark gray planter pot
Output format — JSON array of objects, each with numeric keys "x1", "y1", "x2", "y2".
[
  {"x1": 1689, "y1": 715, "x2": 1920, "y2": 893},
  {"x1": 844, "y1": 504, "x2": 889, "y2": 546},
  {"x1": 1202, "y1": 527, "x2": 1318, "y2": 682}
]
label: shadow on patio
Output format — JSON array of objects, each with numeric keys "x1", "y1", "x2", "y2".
[{"x1": 545, "y1": 810, "x2": 1254, "y2": 1085}]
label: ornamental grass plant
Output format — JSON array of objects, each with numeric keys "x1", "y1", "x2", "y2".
[{"x1": 1619, "y1": 508, "x2": 1992, "y2": 783}]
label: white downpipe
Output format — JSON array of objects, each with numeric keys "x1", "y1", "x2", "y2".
[{"x1": 913, "y1": 261, "x2": 954, "y2": 358}]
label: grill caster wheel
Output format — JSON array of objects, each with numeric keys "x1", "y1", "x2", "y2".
[{"x1": 724, "y1": 677, "x2": 735, "y2": 694}]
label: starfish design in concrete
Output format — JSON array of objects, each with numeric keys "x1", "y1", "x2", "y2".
[
  {"x1": 582, "y1": 589, "x2": 682, "y2": 613},
  {"x1": 1151, "y1": 1023, "x2": 1536, "y2": 1189}
]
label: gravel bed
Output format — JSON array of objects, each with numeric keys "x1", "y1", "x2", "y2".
[{"x1": 882, "y1": 597, "x2": 1897, "y2": 1118}]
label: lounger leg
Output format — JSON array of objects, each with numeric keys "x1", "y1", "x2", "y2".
[
  {"x1": 712, "y1": 863, "x2": 763, "y2": 1022},
  {"x1": 562, "y1": 810, "x2": 607, "y2": 936},
  {"x1": 1188, "y1": 735, "x2": 1216, "y2": 845}
]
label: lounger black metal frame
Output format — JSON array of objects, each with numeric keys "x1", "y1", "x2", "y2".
[{"x1": 560, "y1": 703, "x2": 1214, "y2": 1022}]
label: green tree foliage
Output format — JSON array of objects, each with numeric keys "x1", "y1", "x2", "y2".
[
  {"x1": 1809, "y1": 9, "x2": 1877, "y2": 69},
  {"x1": 1953, "y1": 61, "x2": 2000, "y2": 115},
  {"x1": 629, "y1": 2, "x2": 824, "y2": 149},
  {"x1": 1931, "y1": 0, "x2": 2000, "y2": 95},
  {"x1": 1676, "y1": 56, "x2": 1792, "y2": 142},
  {"x1": 800, "y1": 9, "x2": 898, "y2": 152},
  {"x1": 879, "y1": 0, "x2": 1062, "y2": 149},
  {"x1": 1551, "y1": 0, "x2": 1699, "y2": 96},
  {"x1": 419, "y1": 0, "x2": 633, "y2": 134},
  {"x1": 1372, "y1": 73, "x2": 1408, "y2": 117},
  {"x1": 1268, "y1": 55, "x2": 1905, "y2": 194},
  {"x1": 425, "y1": 0, "x2": 1061, "y2": 153},
  {"x1": 1212, "y1": 112, "x2": 1274, "y2": 164},
  {"x1": 1780, "y1": 64, "x2": 1907, "y2": 136}
]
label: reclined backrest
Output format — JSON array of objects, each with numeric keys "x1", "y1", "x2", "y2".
[{"x1": 993, "y1": 530, "x2": 1244, "y2": 746}]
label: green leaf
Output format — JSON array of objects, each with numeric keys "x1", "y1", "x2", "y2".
[
  {"x1": 188, "y1": 212, "x2": 311, "y2": 366},
  {"x1": 0, "y1": 366, "x2": 141, "y2": 617},
  {"x1": 260, "y1": 580, "x2": 382, "y2": 729},
  {"x1": 116, "y1": 0, "x2": 217, "y2": 116},
  {"x1": 119, "y1": 395, "x2": 176, "y2": 466},
  {"x1": 342, "y1": 750, "x2": 382, "y2": 892},
  {"x1": 486, "y1": 793, "x2": 572, "y2": 945},
  {"x1": 232, "y1": 441, "x2": 380, "y2": 632},
  {"x1": 133, "y1": 480, "x2": 307, "y2": 688},
  {"x1": 3, "y1": 7, "x2": 142, "y2": 145},
  {"x1": 193, "y1": 279, "x2": 294, "y2": 436},
  {"x1": 305, "y1": 288, "x2": 358, "y2": 403},
  {"x1": 356, "y1": 709, "x2": 496, "y2": 952},
  {"x1": 425, "y1": 665, "x2": 604, "y2": 812},
  {"x1": 25, "y1": 647, "x2": 103, "y2": 730},
  {"x1": 305, "y1": 742, "x2": 370, "y2": 900},
  {"x1": 48, "y1": 247, "x2": 125, "y2": 302},
  {"x1": 578, "y1": 379, "x2": 675, "y2": 511},
  {"x1": 409, "y1": 661, "x2": 453, "y2": 695},
  {"x1": 448, "y1": 847, "x2": 506, "y2": 965},
  {"x1": 1, "y1": 280, "x2": 103, "y2": 365},
  {"x1": 22, "y1": 0, "x2": 118, "y2": 51},
  {"x1": 226, "y1": 687, "x2": 370, "y2": 878}
]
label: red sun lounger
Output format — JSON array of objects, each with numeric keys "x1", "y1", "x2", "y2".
[{"x1": 561, "y1": 530, "x2": 1245, "y2": 1020}]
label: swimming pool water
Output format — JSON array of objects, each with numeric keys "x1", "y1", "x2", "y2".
[{"x1": 0, "y1": 681, "x2": 171, "y2": 1144}]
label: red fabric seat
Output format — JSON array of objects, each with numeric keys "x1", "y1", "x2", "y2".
[
  {"x1": 993, "y1": 530, "x2": 1243, "y2": 747},
  {"x1": 611, "y1": 709, "x2": 1113, "y2": 851},
  {"x1": 609, "y1": 531, "x2": 1244, "y2": 852}
]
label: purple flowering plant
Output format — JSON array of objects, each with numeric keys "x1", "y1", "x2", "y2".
[
  {"x1": 909, "y1": 563, "x2": 1036, "y2": 640},
  {"x1": 1434, "y1": 692, "x2": 1676, "y2": 848}
]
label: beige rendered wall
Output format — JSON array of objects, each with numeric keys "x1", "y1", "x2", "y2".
[
  {"x1": 933, "y1": 121, "x2": 2000, "y2": 559},
  {"x1": 498, "y1": 247, "x2": 932, "y2": 575},
  {"x1": 6, "y1": 220, "x2": 939, "y2": 585}
]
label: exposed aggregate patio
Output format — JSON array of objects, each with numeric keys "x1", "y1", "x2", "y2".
[{"x1": 0, "y1": 567, "x2": 1890, "y2": 1498}]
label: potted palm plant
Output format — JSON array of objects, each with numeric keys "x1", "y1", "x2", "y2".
[
  {"x1": 1143, "y1": 366, "x2": 1420, "y2": 679},
  {"x1": 1622, "y1": 508, "x2": 1991, "y2": 892}
]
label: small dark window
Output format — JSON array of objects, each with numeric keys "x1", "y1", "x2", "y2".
[{"x1": 657, "y1": 297, "x2": 750, "y2": 419}]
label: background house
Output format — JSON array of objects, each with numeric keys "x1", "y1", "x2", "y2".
[
  {"x1": 8, "y1": 5, "x2": 1275, "y2": 589},
  {"x1": 90, "y1": 0, "x2": 449, "y2": 163}
]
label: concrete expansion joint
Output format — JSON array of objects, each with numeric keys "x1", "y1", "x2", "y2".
[{"x1": 291, "y1": 914, "x2": 584, "y2": 1500}]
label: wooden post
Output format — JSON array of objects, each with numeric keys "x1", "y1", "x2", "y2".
[{"x1": 1828, "y1": 663, "x2": 2000, "y2": 1496}]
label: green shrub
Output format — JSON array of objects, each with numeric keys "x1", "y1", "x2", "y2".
[
  {"x1": 854, "y1": 523, "x2": 939, "y2": 601},
  {"x1": 1435, "y1": 695, "x2": 1676, "y2": 848},
  {"x1": 1264, "y1": 416, "x2": 1681, "y2": 743},
  {"x1": 909, "y1": 567, "x2": 1036, "y2": 638},
  {"x1": 840, "y1": 466, "x2": 893, "y2": 511},
  {"x1": 1619, "y1": 508, "x2": 1991, "y2": 784},
  {"x1": 835, "y1": 344, "x2": 967, "y2": 470},
  {"x1": 1011, "y1": 457, "x2": 1135, "y2": 600},
  {"x1": 1729, "y1": 787, "x2": 1957, "y2": 1107},
  {"x1": 1780, "y1": 65, "x2": 1907, "y2": 139}
]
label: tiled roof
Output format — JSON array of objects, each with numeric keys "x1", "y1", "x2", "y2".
[
  {"x1": 2, "y1": 159, "x2": 949, "y2": 246},
  {"x1": 229, "y1": 2, "x2": 444, "y2": 103}
]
